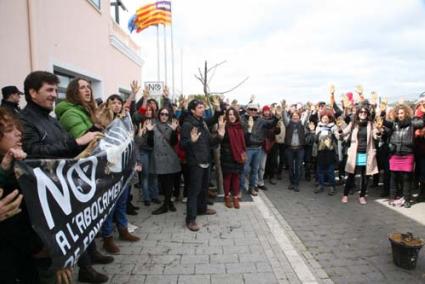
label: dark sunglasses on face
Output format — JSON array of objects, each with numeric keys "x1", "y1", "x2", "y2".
[
  {"x1": 248, "y1": 108, "x2": 257, "y2": 111},
  {"x1": 159, "y1": 112, "x2": 169, "y2": 116},
  {"x1": 359, "y1": 111, "x2": 368, "y2": 114}
]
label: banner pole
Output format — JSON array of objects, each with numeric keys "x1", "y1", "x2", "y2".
[
  {"x1": 163, "y1": 24, "x2": 168, "y2": 86},
  {"x1": 170, "y1": 7, "x2": 176, "y2": 101},
  {"x1": 156, "y1": 25, "x2": 161, "y2": 81}
]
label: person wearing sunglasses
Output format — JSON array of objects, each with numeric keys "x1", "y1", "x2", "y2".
[
  {"x1": 146, "y1": 108, "x2": 181, "y2": 215},
  {"x1": 338, "y1": 106, "x2": 379, "y2": 204}
]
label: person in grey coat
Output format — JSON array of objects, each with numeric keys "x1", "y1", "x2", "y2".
[{"x1": 146, "y1": 107, "x2": 181, "y2": 215}]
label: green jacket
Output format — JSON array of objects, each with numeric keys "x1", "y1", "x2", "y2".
[{"x1": 55, "y1": 101, "x2": 93, "y2": 138}]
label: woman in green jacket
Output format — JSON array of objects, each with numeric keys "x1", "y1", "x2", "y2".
[{"x1": 55, "y1": 77, "x2": 101, "y2": 138}]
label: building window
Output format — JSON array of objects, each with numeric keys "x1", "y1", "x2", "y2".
[
  {"x1": 54, "y1": 72, "x2": 74, "y2": 101},
  {"x1": 88, "y1": 0, "x2": 101, "y2": 10}
]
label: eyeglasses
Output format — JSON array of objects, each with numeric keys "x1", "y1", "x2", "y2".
[
  {"x1": 248, "y1": 108, "x2": 258, "y2": 111},
  {"x1": 159, "y1": 112, "x2": 169, "y2": 116},
  {"x1": 359, "y1": 111, "x2": 368, "y2": 114}
]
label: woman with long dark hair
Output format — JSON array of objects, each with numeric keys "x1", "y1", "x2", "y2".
[
  {"x1": 220, "y1": 107, "x2": 246, "y2": 209},
  {"x1": 55, "y1": 77, "x2": 101, "y2": 138},
  {"x1": 339, "y1": 106, "x2": 379, "y2": 204},
  {"x1": 147, "y1": 107, "x2": 181, "y2": 215}
]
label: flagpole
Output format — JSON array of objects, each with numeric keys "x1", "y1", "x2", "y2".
[
  {"x1": 180, "y1": 48, "x2": 184, "y2": 96},
  {"x1": 163, "y1": 24, "x2": 168, "y2": 87},
  {"x1": 170, "y1": 10, "x2": 176, "y2": 101},
  {"x1": 156, "y1": 25, "x2": 161, "y2": 82}
]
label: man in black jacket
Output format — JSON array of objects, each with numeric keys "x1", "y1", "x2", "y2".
[
  {"x1": 1, "y1": 85, "x2": 23, "y2": 114},
  {"x1": 180, "y1": 99, "x2": 224, "y2": 231},
  {"x1": 20, "y1": 71, "x2": 111, "y2": 283}
]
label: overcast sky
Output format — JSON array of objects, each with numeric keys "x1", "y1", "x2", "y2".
[{"x1": 115, "y1": 0, "x2": 425, "y2": 105}]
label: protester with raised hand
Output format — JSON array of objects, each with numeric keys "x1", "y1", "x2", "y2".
[
  {"x1": 220, "y1": 107, "x2": 246, "y2": 209},
  {"x1": 20, "y1": 71, "x2": 108, "y2": 283},
  {"x1": 315, "y1": 109, "x2": 338, "y2": 195},
  {"x1": 282, "y1": 100, "x2": 311, "y2": 192},
  {"x1": 382, "y1": 103, "x2": 425, "y2": 208},
  {"x1": 338, "y1": 106, "x2": 379, "y2": 205},
  {"x1": 146, "y1": 108, "x2": 181, "y2": 215},
  {"x1": 240, "y1": 102, "x2": 278, "y2": 196},
  {"x1": 180, "y1": 99, "x2": 225, "y2": 231}
]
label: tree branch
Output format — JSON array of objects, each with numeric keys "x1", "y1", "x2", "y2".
[{"x1": 210, "y1": 76, "x2": 250, "y2": 95}]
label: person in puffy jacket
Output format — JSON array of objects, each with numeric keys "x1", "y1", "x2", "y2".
[
  {"x1": 383, "y1": 103, "x2": 425, "y2": 208},
  {"x1": 55, "y1": 77, "x2": 101, "y2": 138}
]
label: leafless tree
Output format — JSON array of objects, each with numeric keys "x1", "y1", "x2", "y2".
[{"x1": 194, "y1": 60, "x2": 249, "y2": 96}]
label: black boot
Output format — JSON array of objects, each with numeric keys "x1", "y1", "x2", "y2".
[
  {"x1": 78, "y1": 265, "x2": 108, "y2": 283},
  {"x1": 168, "y1": 202, "x2": 176, "y2": 212},
  {"x1": 152, "y1": 204, "x2": 168, "y2": 215},
  {"x1": 90, "y1": 249, "x2": 114, "y2": 264}
]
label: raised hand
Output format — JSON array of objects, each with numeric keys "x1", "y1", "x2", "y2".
[
  {"x1": 143, "y1": 86, "x2": 149, "y2": 98},
  {"x1": 130, "y1": 80, "x2": 141, "y2": 95},
  {"x1": 249, "y1": 94, "x2": 255, "y2": 103},
  {"x1": 329, "y1": 84, "x2": 336, "y2": 95},
  {"x1": 374, "y1": 116, "x2": 384, "y2": 130},
  {"x1": 0, "y1": 188, "x2": 23, "y2": 222},
  {"x1": 138, "y1": 123, "x2": 146, "y2": 136},
  {"x1": 308, "y1": 122, "x2": 316, "y2": 132},
  {"x1": 163, "y1": 85, "x2": 169, "y2": 97},
  {"x1": 191, "y1": 127, "x2": 201, "y2": 143},
  {"x1": 218, "y1": 115, "x2": 226, "y2": 137},
  {"x1": 281, "y1": 99, "x2": 286, "y2": 109},
  {"x1": 170, "y1": 119, "x2": 179, "y2": 131},
  {"x1": 211, "y1": 96, "x2": 220, "y2": 110},
  {"x1": 336, "y1": 117, "x2": 344, "y2": 129},
  {"x1": 380, "y1": 99, "x2": 387, "y2": 112}
]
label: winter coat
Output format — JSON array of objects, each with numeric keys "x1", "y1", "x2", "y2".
[
  {"x1": 147, "y1": 122, "x2": 181, "y2": 175},
  {"x1": 384, "y1": 118, "x2": 425, "y2": 155},
  {"x1": 315, "y1": 122, "x2": 337, "y2": 166},
  {"x1": 338, "y1": 121, "x2": 378, "y2": 175},
  {"x1": 220, "y1": 133, "x2": 244, "y2": 174},
  {"x1": 240, "y1": 115, "x2": 277, "y2": 147},
  {"x1": 21, "y1": 101, "x2": 82, "y2": 159},
  {"x1": 55, "y1": 101, "x2": 93, "y2": 138},
  {"x1": 1, "y1": 100, "x2": 20, "y2": 114},
  {"x1": 180, "y1": 114, "x2": 221, "y2": 167},
  {"x1": 282, "y1": 110, "x2": 310, "y2": 146}
]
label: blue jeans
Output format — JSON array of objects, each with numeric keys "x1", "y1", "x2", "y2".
[
  {"x1": 317, "y1": 163, "x2": 336, "y2": 187},
  {"x1": 140, "y1": 150, "x2": 159, "y2": 201},
  {"x1": 240, "y1": 147, "x2": 263, "y2": 191},
  {"x1": 286, "y1": 147, "x2": 304, "y2": 186},
  {"x1": 101, "y1": 186, "x2": 129, "y2": 237}
]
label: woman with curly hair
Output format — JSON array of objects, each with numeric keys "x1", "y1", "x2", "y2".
[
  {"x1": 383, "y1": 103, "x2": 425, "y2": 208},
  {"x1": 338, "y1": 106, "x2": 379, "y2": 204}
]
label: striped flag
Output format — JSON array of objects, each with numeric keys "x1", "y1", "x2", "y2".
[{"x1": 129, "y1": 1, "x2": 172, "y2": 33}]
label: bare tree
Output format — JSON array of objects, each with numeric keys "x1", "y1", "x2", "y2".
[{"x1": 194, "y1": 60, "x2": 249, "y2": 96}]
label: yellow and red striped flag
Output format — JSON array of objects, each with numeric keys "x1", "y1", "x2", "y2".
[{"x1": 129, "y1": 1, "x2": 172, "y2": 33}]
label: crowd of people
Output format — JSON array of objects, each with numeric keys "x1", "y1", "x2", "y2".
[{"x1": 1, "y1": 72, "x2": 425, "y2": 284}]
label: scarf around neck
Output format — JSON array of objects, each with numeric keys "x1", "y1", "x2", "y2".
[{"x1": 226, "y1": 121, "x2": 246, "y2": 164}]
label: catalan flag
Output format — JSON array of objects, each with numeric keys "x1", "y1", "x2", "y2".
[{"x1": 128, "y1": 1, "x2": 172, "y2": 33}]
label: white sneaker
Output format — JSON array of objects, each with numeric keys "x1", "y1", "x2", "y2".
[
  {"x1": 128, "y1": 223, "x2": 138, "y2": 233},
  {"x1": 182, "y1": 197, "x2": 187, "y2": 203}
]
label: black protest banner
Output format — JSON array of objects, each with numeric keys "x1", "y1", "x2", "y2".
[{"x1": 15, "y1": 115, "x2": 136, "y2": 270}]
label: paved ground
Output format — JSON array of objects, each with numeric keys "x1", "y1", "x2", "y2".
[
  {"x1": 74, "y1": 184, "x2": 333, "y2": 283},
  {"x1": 72, "y1": 176, "x2": 425, "y2": 284},
  {"x1": 264, "y1": 176, "x2": 425, "y2": 284}
]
